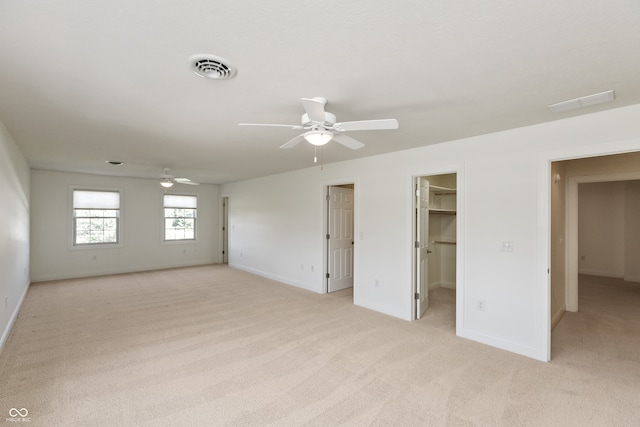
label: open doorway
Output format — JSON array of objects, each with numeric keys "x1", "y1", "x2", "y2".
[
  {"x1": 413, "y1": 173, "x2": 457, "y2": 325},
  {"x1": 325, "y1": 184, "x2": 355, "y2": 295},
  {"x1": 550, "y1": 151, "x2": 640, "y2": 359}
]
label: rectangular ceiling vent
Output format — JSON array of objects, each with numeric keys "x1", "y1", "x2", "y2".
[{"x1": 548, "y1": 90, "x2": 615, "y2": 113}]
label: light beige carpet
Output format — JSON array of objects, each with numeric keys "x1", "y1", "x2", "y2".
[{"x1": 1, "y1": 266, "x2": 639, "y2": 426}]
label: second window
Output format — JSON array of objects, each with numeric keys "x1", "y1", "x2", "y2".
[{"x1": 164, "y1": 194, "x2": 197, "y2": 241}]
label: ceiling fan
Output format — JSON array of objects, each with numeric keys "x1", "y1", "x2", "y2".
[
  {"x1": 239, "y1": 97, "x2": 399, "y2": 150},
  {"x1": 160, "y1": 168, "x2": 200, "y2": 188}
]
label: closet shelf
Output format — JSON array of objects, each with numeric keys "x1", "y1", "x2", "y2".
[
  {"x1": 429, "y1": 208, "x2": 456, "y2": 215},
  {"x1": 430, "y1": 184, "x2": 457, "y2": 195},
  {"x1": 435, "y1": 240, "x2": 456, "y2": 245}
]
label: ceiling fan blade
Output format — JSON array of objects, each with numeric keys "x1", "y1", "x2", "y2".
[
  {"x1": 280, "y1": 134, "x2": 305, "y2": 149},
  {"x1": 334, "y1": 119, "x2": 399, "y2": 132},
  {"x1": 175, "y1": 177, "x2": 200, "y2": 185},
  {"x1": 301, "y1": 97, "x2": 326, "y2": 123},
  {"x1": 332, "y1": 133, "x2": 365, "y2": 150},
  {"x1": 239, "y1": 123, "x2": 303, "y2": 130}
]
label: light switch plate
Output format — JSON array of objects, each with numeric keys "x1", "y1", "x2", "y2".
[{"x1": 501, "y1": 241, "x2": 514, "y2": 252}]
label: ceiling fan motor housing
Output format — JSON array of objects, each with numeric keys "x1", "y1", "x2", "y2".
[{"x1": 301, "y1": 111, "x2": 336, "y2": 126}]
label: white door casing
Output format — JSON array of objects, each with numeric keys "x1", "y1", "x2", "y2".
[
  {"x1": 415, "y1": 177, "x2": 430, "y2": 318},
  {"x1": 222, "y1": 197, "x2": 229, "y2": 264},
  {"x1": 328, "y1": 186, "x2": 354, "y2": 292}
]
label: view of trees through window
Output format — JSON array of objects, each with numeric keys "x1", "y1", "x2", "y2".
[
  {"x1": 164, "y1": 195, "x2": 197, "y2": 241},
  {"x1": 75, "y1": 209, "x2": 119, "y2": 244},
  {"x1": 164, "y1": 207, "x2": 196, "y2": 240}
]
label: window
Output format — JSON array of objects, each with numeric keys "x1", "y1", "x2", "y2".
[
  {"x1": 164, "y1": 195, "x2": 197, "y2": 241},
  {"x1": 73, "y1": 190, "x2": 120, "y2": 245}
]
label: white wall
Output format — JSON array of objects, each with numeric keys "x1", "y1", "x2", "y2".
[
  {"x1": 0, "y1": 120, "x2": 30, "y2": 351},
  {"x1": 222, "y1": 103, "x2": 640, "y2": 361},
  {"x1": 31, "y1": 170, "x2": 220, "y2": 282},
  {"x1": 578, "y1": 182, "x2": 626, "y2": 277},
  {"x1": 578, "y1": 180, "x2": 640, "y2": 282},
  {"x1": 624, "y1": 181, "x2": 640, "y2": 282}
]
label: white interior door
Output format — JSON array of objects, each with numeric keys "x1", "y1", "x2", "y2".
[
  {"x1": 328, "y1": 186, "x2": 354, "y2": 292},
  {"x1": 415, "y1": 177, "x2": 430, "y2": 318}
]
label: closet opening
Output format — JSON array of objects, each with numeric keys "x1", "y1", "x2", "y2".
[{"x1": 413, "y1": 173, "x2": 457, "y2": 328}]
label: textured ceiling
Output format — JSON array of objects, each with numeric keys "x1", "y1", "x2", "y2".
[{"x1": 1, "y1": 1, "x2": 639, "y2": 184}]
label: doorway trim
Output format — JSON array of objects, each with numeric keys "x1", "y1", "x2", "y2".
[
  {"x1": 539, "y1": 137, "x2": 640, "y2": 361},
  {"x1": 410, "y1": 166, "x2": 465, "y2": 337},
  {"x1": 219, "y1": 195, "x2": 229, "y2": 264},
  {"x1": 323, "y1": 178, "x2": 359, "y2": 296}
]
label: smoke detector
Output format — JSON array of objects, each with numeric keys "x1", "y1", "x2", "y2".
[{"x1": 189, "y1": 54, "x2": 237, "y2": 80}]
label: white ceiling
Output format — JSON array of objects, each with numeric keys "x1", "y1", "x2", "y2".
[{"x1": 1, "y1": 1, "x2": 639, "y2": 184}]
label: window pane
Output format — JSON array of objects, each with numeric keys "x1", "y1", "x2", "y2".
[{"x1": 164, "y1": 213, "x2": 196, "y2": 241}]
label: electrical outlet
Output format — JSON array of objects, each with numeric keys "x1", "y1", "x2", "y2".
[
  {"x1": 375, "y1": 279, "x2": 379, "y2": 288},
  {"x1": 310, "y1": 265, "x2": 314, "y2": 272},
  {"x1": 477, "y1": 300, "x2": 485, "y2": 311}
]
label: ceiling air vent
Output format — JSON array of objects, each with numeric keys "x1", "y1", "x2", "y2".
[{"x1": 189, "y1": 54, "x2": 237, "y2": 80}]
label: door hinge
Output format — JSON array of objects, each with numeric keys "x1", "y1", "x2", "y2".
[
  {"x1": 222, "y1": 251, "x2": 225, "y2": 254},
  {"x1": 415, "y1": 292, "x2": 420, "y2": 300},
  {"x1": 415, "y1": 241, "x2": 420, "y2": 248},
  {"x1": 326, "y1": 194, "x2": 330, "y2": 201},
  {"x1": 326, "y1": 234, "x2": 330, "y2": 240},
  {"x1": 326, "y1": 273, "x2": 330, "y2": 279}
]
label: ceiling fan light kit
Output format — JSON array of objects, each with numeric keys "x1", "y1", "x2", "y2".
[
  {"x1": 304, "y1": 130, "x2": 333, "y2": 146},
  {"x1": 160, "y1": 178, "x2": 174, "y2": 188}
]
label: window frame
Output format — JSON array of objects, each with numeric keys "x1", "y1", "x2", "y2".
[
  {"x1": 163, "y1": 194, "x2": 198, "y2": 242},
  {"x1": 70, "y1": 187, "x2": 123, "y2": 249}
]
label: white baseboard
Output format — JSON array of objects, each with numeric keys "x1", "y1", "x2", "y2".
[
  {"x1": 459, "y1": 327, "x2": 545, "y2": 362},
  {"x1": 30, "y1": 260, "x2": 219, "y2": 283},
  {"x1": 441, "y1": 281, "x2": 456, "y2": 290},
  {"x1": 578, "y1": 268, "x2": 623, "y2": 278},
  {"x1": 354, "y1": 297, "x2": 411, "y2": 321},
  {"x1": 623, "y1": 275, "x2": 640, "y2": 283},
  {"x1": 551, "y1": 305, "x2": 566, "y2": 330},
  {"x1": 0, "y1": 281, "x2": 30, "y2": 354},
  {"x1": 428, "y1": 281, "x2": 456, "y2": 290},
  {"x1": 229, "y1": 263, "x2": 321, "y2": 294}
]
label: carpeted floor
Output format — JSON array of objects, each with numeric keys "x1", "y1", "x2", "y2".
[{"x1": 0, "y1": 266, "x2": 639, "y2": 426}]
